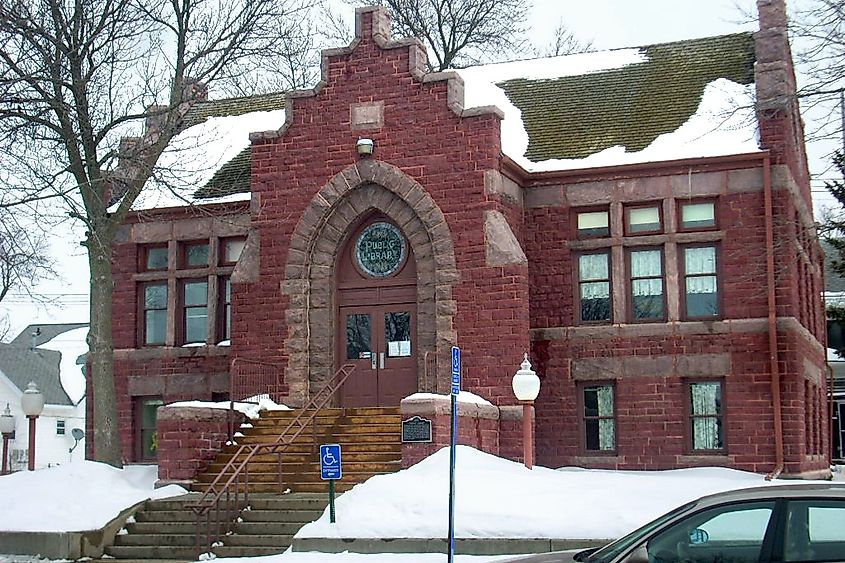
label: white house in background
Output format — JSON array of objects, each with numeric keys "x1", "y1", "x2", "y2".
[{"x1": 0, "y1": 323, "x2": 88, "y2": 471}]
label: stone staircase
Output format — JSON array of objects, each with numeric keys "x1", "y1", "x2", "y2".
[
  {"x1": 194, "y1": 407, "x2": 403, "y2": 493},
  {"x1": 106, "y1": 493, "x2": 327, "y2": 560},
  {"x1": 105, "y1": 407, "x2": 403, "y2": 560}
]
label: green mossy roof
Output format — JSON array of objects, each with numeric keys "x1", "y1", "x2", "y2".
[
  {"x1": 192, "y1": 33, "x2": 755, "y2": 198},
  {"x1": 187, "y1": 93, "x2": 285, "y2": 199},
  {"x1": 498, "y1": 32, "x2": 756, "y2": 162}
]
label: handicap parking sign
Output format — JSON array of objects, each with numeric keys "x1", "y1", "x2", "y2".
[{"x1": 320, "y1": 444, "x2": 342, "y2": 480}]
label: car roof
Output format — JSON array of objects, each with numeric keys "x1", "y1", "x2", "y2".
[{"x1": 695, "y1": 483, "x2": 845, "y2": 507}]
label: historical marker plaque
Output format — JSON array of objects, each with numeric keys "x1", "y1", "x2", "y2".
[{"x1": 401, "y1": 416, "x2": 433, "y2": 443}]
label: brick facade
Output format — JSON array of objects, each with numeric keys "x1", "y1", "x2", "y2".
[{"x1": 98, "y1": 3, "x2": 830, "y2": 478}]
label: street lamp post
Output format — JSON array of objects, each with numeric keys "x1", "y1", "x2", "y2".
[
  {"x1": 511, "y1": 353, "x2": 540, "y2": 469},
  {"x1": 0, "y1": 403, "x2": 15, "y2": 475},
  {"x1": 20, "y1": 382, "x2": 44, "y2": 471}
]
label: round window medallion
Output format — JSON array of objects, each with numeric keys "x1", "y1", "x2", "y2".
[{"x1": 355, "y1": 222, "x2": 407, "y2": 278}]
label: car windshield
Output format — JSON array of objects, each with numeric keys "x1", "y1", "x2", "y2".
[{"x1": 584, "y1": 499, "x2": 699, "y2": 563}]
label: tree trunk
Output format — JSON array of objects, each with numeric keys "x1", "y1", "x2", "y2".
[{"x1": 87, "y1": 231, "x2": 123, "y2": 468}]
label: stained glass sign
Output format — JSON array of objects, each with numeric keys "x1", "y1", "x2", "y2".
[{"x1": 355, "y1": 222, "x2": 406, "y2": 278}]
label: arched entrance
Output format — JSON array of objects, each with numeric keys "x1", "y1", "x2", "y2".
[{"x1": 336, "y1": 213, "x2": 418, "y2": 406}]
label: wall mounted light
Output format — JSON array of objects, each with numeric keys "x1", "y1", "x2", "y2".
[{"x1": 356, "y1": 138, "x2": 374, "y2": 156}]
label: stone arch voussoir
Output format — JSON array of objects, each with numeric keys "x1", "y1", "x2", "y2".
[{"x1": 282, "y1": 160, "x2": 459, "y2": 405}]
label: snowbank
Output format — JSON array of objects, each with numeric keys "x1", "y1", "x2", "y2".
[
  {"x1": 0, "y1": 461, "x2": 185, "y2": 532},
  {"x1": 298, "y1": 446, "x2": 825, "y2": 541}
]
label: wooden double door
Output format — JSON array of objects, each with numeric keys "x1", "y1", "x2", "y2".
[
  {"x1": 335, "y1": 214, "x2": 418, "y2": 407},
  {"x1": 340, "y1": 302, "x2": 417, "y2": 407}
]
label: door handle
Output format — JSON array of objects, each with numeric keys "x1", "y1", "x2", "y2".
[
  {"x1": 371, "y1": 353, "x2": 376, "y2": 370},
  {"x1": 379, "y1": 352, "x2": 385, "y2": 369}
]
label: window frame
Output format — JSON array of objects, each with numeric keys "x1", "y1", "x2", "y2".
[
  {"x1": 219, "y1": 276, "x2": 233, "y2": 342},
  {"x1": 679, "y1": 242, "x2": 722, "y2": 321},
  {"x1": 220, "y1": 237, "x2": 246, "y2": 266},
  {"x1": 685, "y1": 379, "x2": 727, "y2": 454},
  {"x1": 573, "y1": 206, "x2": 611, "y2": 240},
  {"x1": 141, "y1": 245, "x2": 169, "y2": 272},
  {"x1": 134, "y1": 396, "x2": 163, "y2": 462},
  {"x1": 575, "y1": 250, "x2": 613, "y2": 325},
  {"x1": 578, "y1": 381, "x2": 617, "y2": 454},
  {"x1": 626, "y1": 246, "x2": 666, "y2": 323},
  {"x1": 139, "y1": 281, "x2": 168, "y2": 346},
  {"x1": 180, "y1": 240, "x2": 211, "y2": 269},
  {"x1": 624, "y1": 202, "x2": 663, "y2": 236},
  {"x1": 56, "y1": 419, "x2": 66, "y2": 436},
  {"x1": 677, "y1": 198, "x2": 718, "y2": 232},
  {"x1": 179, "y1": 278, "x2": 209, "y2": 345}
]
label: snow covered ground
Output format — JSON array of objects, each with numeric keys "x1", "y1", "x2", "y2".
[{"x1": 0, "y1": 449, "x2": 840, "y2": 563}]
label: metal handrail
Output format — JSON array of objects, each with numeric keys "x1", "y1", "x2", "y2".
[{"x1": 187, "y1": 363, "x2": 357, "y2": 557}]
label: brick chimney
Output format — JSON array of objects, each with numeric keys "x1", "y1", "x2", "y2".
[{"x1": 755, "y1": 0, "x2": 811, "y2": 200}]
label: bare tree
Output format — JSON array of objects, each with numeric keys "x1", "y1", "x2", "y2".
[
  {"x1": 343, "y1": 0, "x2": 532, "y2": 71},
  {"x1": 535, "y1": 19, "x2": 594, "y2": 58},
  {"x1": 0, "y1": 211, "x2": 54, "y2": 340},
  {"x1": 0, "y1": 0, "x2": 314, "y2": 466}
]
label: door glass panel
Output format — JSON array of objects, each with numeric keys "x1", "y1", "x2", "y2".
[
  {"x1": 385, "y1": 311, "x2": 412, "y2": 357},
  {"x1": 346, "y1": 314, "x2": 372, "y2": 360},
  {"x1": 784, "y1": 500, "x2": 845, "y2": 561}
]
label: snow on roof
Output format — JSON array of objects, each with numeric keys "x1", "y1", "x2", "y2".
[
  {"x1": 456, "y1": 48, "x2": 646, "y2": 171},
  {"x1": 37, "y1": 326, "x2": 88, "y2": 405},
  {"x1": 455, "y1": 33, "x2": 758, "y2": 172},
  {"x1": 128, "y1": 109, "x2": 285, "y2": 211}
]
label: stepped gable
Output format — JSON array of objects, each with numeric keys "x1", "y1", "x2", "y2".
[{"x1": 192, "y1": 32, "x2": 755, "y2": 200}]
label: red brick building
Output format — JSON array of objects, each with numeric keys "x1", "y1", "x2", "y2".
[{"x1": 99, "y1": 0, "x2": 829, "y2": 478}]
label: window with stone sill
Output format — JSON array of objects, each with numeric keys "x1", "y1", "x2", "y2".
[
  {"x1": 577, "y1": 251, "x2": 611, "y2": 323},
  {"x1": 575, "y1": 208, "x2": 610, "y2": 239},
  {"x1": 182, "y1": 241, "x2": 210, "y2": 268},
  {"x1": 687, "y1": 380, "x2": 725, "y2": 452},
  {"x1": 142, "y1": 245, "x2": 168, "y2": 271},
  {"x1": 142, "y1": 282, "x2": 168, "y2": 345},
  {"x1": 678, "y1": 199, "x2": 717, "y2": 231},
  {"x1": 181, "y1": 279, "x2": 209, "y2": 344},
  {"x1": 627, "y1": 247, "x2": 665, "y2": 322},
  {"x1": 220, "y1": 237, "x2": 246, "y2": 265},
  {"x1": 624, "y1": 203, "x2": 662, "y2": 235},
  {"x1": 137, "y1": 236, "x2": 243, "y2": 347},
  {"x1": 680, "y1": 244, "x2": 720, "y2": 319},
  {"x1": 579, "y1": 383, "x2": 616, "y2": 453}
]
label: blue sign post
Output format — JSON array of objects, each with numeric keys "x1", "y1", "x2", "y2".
[
  {"x1": 320, "y1": 444, "x2": 342, "y2": 523},
  {"x1": 448, "y1": 346, "x2": 461, "y2": 563}
]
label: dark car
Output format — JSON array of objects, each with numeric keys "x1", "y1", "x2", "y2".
[{"x1": 500, "y1": 483, "x2": 845, "y2": 563}]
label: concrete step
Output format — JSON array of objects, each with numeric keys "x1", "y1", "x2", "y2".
[
  {"x1": 202, "y1": 460, "x2": 401, "y2": 474},
  {"x1": 240, "y1": 508, "x2": 325, "y2": 522},
  {"x1": 251, "y1": 414, "x2": 401, "y2": 426},
  {"x1": 212, "y1": 545, "x2": 287, "y2": 557},
  {"x1": 134, "y1": 510, "x2": 198, "y2": 523},
  {"x1": 113, "y1": 533, "x2": 206, "y2": 547},
  {"x1": 248, "y1": 495, "x2": 330, "y2": 510},
  {"x1": 221, "y1": 442, "x2": 402, "y2": 456},
  {"x1": 221, "y1": 533, "x2": 295, "y2": 547},
  {"x1": 235, "y1": 433, "x2": 400, "y2": 445},
  {"x1": 105, "y1": 545, "x2": 199, "y2": 560},
  {"x1": 233, "y1": 521, "x2": 310, "y2": 535},
  {"x1": 126, "y1": 521, "x2": 197, "y2": 534}
]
